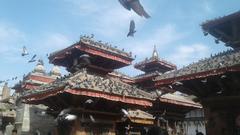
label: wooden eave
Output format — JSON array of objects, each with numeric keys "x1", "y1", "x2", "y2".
[
  {"x1": 155, "y1": 66, "x2": 240, "y2": 87},
  {"x1": 49, "y1": 42, "x2": 134, "y2": 68},
  {"x1": 22, "y1": 87, "x2": 153, "y2": 107},
  {"x1": 202, "y1": 11, "x2": 240, "y2": 30},
  {"x1": 134, "y1": 59, "x2": 176, "y2": 71}
]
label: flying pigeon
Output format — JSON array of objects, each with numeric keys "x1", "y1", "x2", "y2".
[
  {"x1": 89, "y1": 115, "x2": 96, "y2": 123},
  {"x1": 65, "y1": 114, "x2": 77, "y2": 121},
  {"x1": 59, "y1": 108, "x2": 72, "y2": 116},
  {"x1": 221, "y1": 75, "x2": 227, "y2": 79},
  {"x1": 127, "y1": 20, "x2": 136, "y2": 37},
  {"x1": 121, "y1": 108, "x2": 129, "y2": 116},
  {"x1": 201, "y1": 79, "x2": 207, "y2": 83},
  {"x1": 158, "y1": 116, "x2": 167, "y2": 123},
  {"x1": 21, "y1": 46, "x2": 29, "y2": 56},
  {"x1": 85, "y1": 99, "x2": 94, "y2": 104},
  {"x1": 119, "y1": 0, "x2": 151, "y2": 19},
  {"x1": 173, "y1": 81, "x2": 183, "y2": 86},
  {"x1": 28, "y1": 54, "x2": 37, "y2": 63},
  {"x1": 161, "y1": 109, "x2": 166, "y2": 116},
  {"x1": 57, "y1": 108, "x2": 77, "y2": 122}
]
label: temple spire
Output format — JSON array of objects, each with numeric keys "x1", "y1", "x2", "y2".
[
  {"x1": 2, "y1": 82, "x2": 10, "y2": 99},
  {"x1": 152, "y1": 45, "x2": 159, "y2": 59}
]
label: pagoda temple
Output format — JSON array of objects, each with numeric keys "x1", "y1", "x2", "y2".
[
  {"x1": 154, "y1": 11, "x2": 240, "y2": 135},
  {"x1": 0, "y1": 83, "x2": 16, "y2": 133},
  {"x1": 202, "y1": 11, "x2": 240, "y2": 49},
  {"x1": 15, "y1": 35, "x2": 204, "y2": 135},
  {"x1": 20, "y1": 36, "x2": 156, "y2": 135},
  {"x1": 134, "y1": 45, "x2": 176, "y2": 91},
  {"x1": 13, "y1": 61, "x2": 60, "y2": 135},
  {"x1": 134, "y1": 46, "x2": 202, "y2": 135}
]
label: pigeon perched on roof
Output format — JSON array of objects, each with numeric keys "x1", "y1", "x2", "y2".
[
  {"x1": 127, "y1": 20, "x2": 136, "y2": 37},
  {"x1": 21, "y1": 46, "x2": 29, "y2": 56},
  {"x1": 28, "y1": 54, "x2": 37, "y2": 63},
  {"x1": 119, "y1": 0, "x2": 151, "y2": 19}
]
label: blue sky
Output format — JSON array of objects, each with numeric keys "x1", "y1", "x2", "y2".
[{"x1": 0, "y1": 0, "x2": 239, "y2": 87}]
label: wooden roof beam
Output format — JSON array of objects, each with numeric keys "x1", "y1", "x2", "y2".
[
  {"x1": 214, "y1": 28, "x2": 233, "y2": 41},
  {"x1": 232, "y1": 20, "x2": 240, "y2": 40}
]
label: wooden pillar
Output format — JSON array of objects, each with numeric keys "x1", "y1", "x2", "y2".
[
  {"x1": 203, "y1": 105, "x2": 238, "y2": 135},
  {"x1": 71, "y1": 119, "x2": 85, "y2": 135}
]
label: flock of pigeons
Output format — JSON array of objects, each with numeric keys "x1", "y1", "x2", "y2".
[
  {"x1": 118, "y1": 0, "x2": 150, "y2": 37},
  {"x1": 0, "y1": 46, "x2": 45, "y2": 84},
  {"x1": 0, "y1": 0, "x2": 151, "y2": 127},
  {"x1": 21, "y1": 46, "x2": 39, "y2": 63},
  {"x1": 43, "y1": 0, "x2": 151, "y2": 125}
]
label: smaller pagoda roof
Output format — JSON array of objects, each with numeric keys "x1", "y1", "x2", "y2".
[
  {"x1": 150, "y1": 90, "x2": 202, "y2": 109},
  {"x1": 127, "y1": 109, "x2": 155, "y2": 125},
  {"x1": 134, "y1": 71, "x2": 161, "y2": 82},
  {"x1": 158, "y1": 93, "x2": 202, "y2": 108},
  {"x1": 154, "y1": 49, "x2": 240, "y2": 86},
  {"x1": 108, "y1": 71, "x2": 134, "y2": 84},
  {"x1": 202, "y1": 11, "x2": 240, "y2": 49},
  {"x1": 17, "y1": 72, "x2": 56, "y2": 91},
  {"x1": 22, "y1": 69, "x2": 155, "y2": 107},
  {"x1": 134, "y1": 46, "x2": 176, "y2": 73},
  {"x1": 49, "y1": 36, "x2": 134, "y2": 70}
]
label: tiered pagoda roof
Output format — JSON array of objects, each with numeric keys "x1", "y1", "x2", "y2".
[
  {"x1": 134, "y1": 46, "x2": 176, "y2": 74},
  {"x1": 49, "y1": 35, "x2": 134, "y2": 73},
  {"x1": 22, "y1": 69, "x2": 155, "y2": 107},
  {"x1": 155, "y1": 48, "x2": 240, "y2": 86},
  {"x1": 19, "y1": 35, "x2": 202, "y2": 123},
  {"x1": 202, "y1": 11, "x2": 240, "y2": 49},
  {"x1": 156, "y1": 93, "x2": 201, "y2": 108},
  {"x1": 150, "y1": 92, "x2": 202, "y2": 120},
  {"x1": 14, "y1": 62, "x2": 60, "y2": 92},
  {"x1": 108, "y1": 71, "x2": 134, "y2": 84},
  {"x1": 134, "y1": 46, "x2": 176, "y2": 91},
  {"x1": 154, "y1": 49, "x2": 240, "y2": 99}
]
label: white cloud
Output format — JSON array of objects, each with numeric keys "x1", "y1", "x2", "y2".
[
  {"x1": 0, "y1": 23, "x2": 26, "y2": 63},
  {"x1": 117, "y1": 24, "x2": 187, "y2": 76},
  {"x1": 167, "y1": 43, "x2": 210, "y2": 67},
  {"x1": 92, "y1": 7, "x2": 143, "y2": 37},
  {"x1": 63, "y1": 0, "x2": 146, "y2": 38},
  {"x1": 0, "y1": 23, "x2": 25, "y2": 43},
  {"x1": 63, "y1": 0, "x2": 107, "y2": 16},
  {"x1": 202, "y1": 0, "x2": 214, "y2": 14},
  {"x1": 37, "y1": 33, "x2": 72, "y2": 53},
  {"x1": 127, "y1": 24, "x2": 186, "y2": 59}
]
